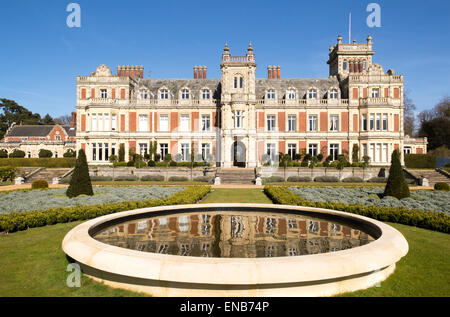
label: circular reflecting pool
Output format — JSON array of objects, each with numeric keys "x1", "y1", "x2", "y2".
[{"x1": 93, "y1": 210, "x2": 375, "y2": 258}]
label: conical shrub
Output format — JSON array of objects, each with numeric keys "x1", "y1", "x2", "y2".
[
  {"x1": 66, "y1": 149, "x2": 94, "y2": 198},
  {"x1": 384, "y1": 149, "x2": 410, "y2": 199}
]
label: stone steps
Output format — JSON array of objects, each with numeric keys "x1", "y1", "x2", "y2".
[
  {"x1": 216, "y1": 168, "x2": 255, "y2": 185},
  {"x1": 405, "y1": 169, "x2": 450, "y2": 187},
  {"x1": 26, "y1": 168, "x2": 72, "y2": 184}
]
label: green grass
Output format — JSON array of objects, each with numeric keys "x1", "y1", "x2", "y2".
[
  {"x1": 339, "y1": 222, "x2": 450, "y2": 297},
  {"x1": 0, "y1": 181, "x2": 13, "y2": 187},
  {"x1": 0, "y1": 221, "x2": 144, "y2": 297},
  {"x1": 200, "y1": 188, "x2": 272, "y2": 204},
  {"x1": 0, "y1": 187, "x2": 448, "y2": 297}
]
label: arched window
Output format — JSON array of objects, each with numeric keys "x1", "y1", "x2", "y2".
[
  {"x1": 343, "y1": 59, "x2": 348, "y2": 71},
  {"x1": 329, "y1": 89, "x2": 339, "y2": 99},
  {"x1": 181, "y1": 89, "x2": 190, "y2": 99},
  {"x1": 287, "y1": 89, "x2": 296, "y2": 100},
  {"x1": 363, "y1": 60, "x2": 367, "y2": 71},
  {"x1": 202, "y1": 89, "x2": 210, "y2": 99},
  {"x1": 267, "y1": 89, "x2": 275, "y2": 99},
  {"x1": 160, "y1": 89, "x2": 168, "y2": 99},
  {"x1": 308, "y1": 89, "x2": 317, "y2": 99}
]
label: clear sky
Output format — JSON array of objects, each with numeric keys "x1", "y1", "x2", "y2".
[{"x1": 0, "y1": 0, "x2": 449, "y2": 118}]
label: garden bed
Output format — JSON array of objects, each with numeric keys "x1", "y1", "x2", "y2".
[
  {"x1": 0, "y1": 186, "x2": 183, "y2": 215},
  {"x1": 0, "y1": 186, "x2": 211, "y2": 233},
  {"x1": 264, "y1": 186, "x2": 450, "y2": 233},
  {"x1": 288, "y1": 187, "x2": 450, "y2": 215}
]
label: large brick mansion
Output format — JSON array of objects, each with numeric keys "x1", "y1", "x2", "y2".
[{"x1": 74, "y1": 35, "x2": 427, "y2": 167}]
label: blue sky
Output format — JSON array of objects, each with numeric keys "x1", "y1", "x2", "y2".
[{"x1": 0, "y1": 0, "x2": 449, "y2": 118}]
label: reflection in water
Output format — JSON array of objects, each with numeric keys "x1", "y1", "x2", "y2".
[{"x1": 93, "y1": 211, "x2": 375, "y2": 258}]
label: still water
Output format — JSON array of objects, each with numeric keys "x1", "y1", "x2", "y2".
[{"x1": 93, "y1": 211, "x2": 375, "y2": 258}]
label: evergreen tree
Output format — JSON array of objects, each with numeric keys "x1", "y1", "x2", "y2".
[
  {"x1": 66, "y1": 149, "x2": 93, "y2": 198},
  {"x1": 384, "y1": 149, "x2": 410, "y2": 199}
]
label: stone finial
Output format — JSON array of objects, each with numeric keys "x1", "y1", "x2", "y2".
[
  {"x1": 247, "y1": 41, "x2": 253, "y2": 52},
  {"x1": 353, "y1": 39, "x2": 357, "y2": 44},
  {"x1": 224, "y1": 42, "x2": 229, "y2": 52},
  {"x1": 367, "y1": 35, "x2": 373, "y2": 44},
  {"x1": 337, "y1": 35, "x2": 342, "y2": 44}
]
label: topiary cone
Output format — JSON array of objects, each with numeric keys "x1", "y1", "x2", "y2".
[
  {"x1": 66, "y1": 149, "x2": 94, "y2": 198},
  {"x1": 384, "y1": 149, "x2": 410, "y2": 199}
]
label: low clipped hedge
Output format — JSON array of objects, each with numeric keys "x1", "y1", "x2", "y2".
[
  {"x1": 114, "y1": 175, "x2": 139, "y2": 181},
  {"x1": 0, "y1": 186, "x2": 211, "y2": 233},
  {"x1": 314, "y1": 176, "x2": 339, "y2": 182},
  {"x1": 368, "y1": 177, "x2": 388, "y2": 183},
  {"x1": 140, "y1": 175, "x2": 165, "y2": 181},
  {"x1": 0, "y1": 158, "x2": 76, "y2": 168},
  {"x1": 342, "y1": 176, "x2": 363, "y2": 183},
  {"x1": 264, "y1": 186, "x2": 450, "y2": 233},
  {"x1": 286, "y1": 176, "x2": 312, "y2": 182},
  {"x1": 434, "y1": 182, "x2": 449, "y2": 191},
  {"x1": 31, "y1": 180, "x2": 48, "y2": 189},
  {"x1": 261, "y1": 176, "x2": 285, "y2": 184},
  {"x1": 405, "y1": 154, "x2": 436, "y2": 168},
  {"x1": 193, "y1": 176, "x2": 213, "y2": 183}
]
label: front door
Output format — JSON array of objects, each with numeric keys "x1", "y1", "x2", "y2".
[{"x1": 232, "y1": 141, "x2": 246, "y2": 167}]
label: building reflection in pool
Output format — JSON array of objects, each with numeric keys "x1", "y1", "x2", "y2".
[{"x1": 93, "y1": 211, "x2": 375, "y2": 258}]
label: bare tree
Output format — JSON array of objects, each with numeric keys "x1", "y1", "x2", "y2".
[
  {"x1": 403, "y1": 90, "x2": 416, "y2": 137},
  {"x1": 54, "y1": 114, "x2": 72, "y2": 125}
]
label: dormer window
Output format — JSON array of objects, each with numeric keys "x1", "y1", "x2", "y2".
[
  {"x1": 329, "y1": 89, "x2": 339, "y2": 99},
  {"x1": 100, "y1": 89, "x2": 107, "y2": 99},
  {"x1": 287, "y1": 90, "x2": 296, "y2": 100},
  {"x1": 181, "y1": 89, "x2": 190, "y2": 99},
  {"x1": 202, "y1": 89, "x2": 210, "y2": 99},
  {"x1": 139, "y1": 89, "x2": 148, "y2": 99},
  {"x1": 234, "y1": 76, "x2": 243, "y2": 89},
  {"x1": 267, "y1": 89, "x2": 275, "y2": 99},
  {"x1": 343, "y1": 59, "x2": 348, "y2": 71},
  {"x1": 160, "y1": 89, "x2": 168, "y2": 99},
  {"x1": 308, "y1": 89, "x2": 317, "y2": 99}
]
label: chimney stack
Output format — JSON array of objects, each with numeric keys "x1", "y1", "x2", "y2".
[
  {"x1": 194, "y1": 66, "x2": 207, "y2": 79},
  {"x1": 268, "y1": 66, "x2": 272, "y2": 79},
  {"x1": 272, "y1": 66, "x2": 276, "y2": 79},
  {"x1": 70, "y1": 112, "x2": 77, "y2": 129},
  {"x1": 276, "y1": 65, "x2": 281, "y2": 79},
  {"x1": 117, "y1": 65, "x2": 144, "y2": 79}
]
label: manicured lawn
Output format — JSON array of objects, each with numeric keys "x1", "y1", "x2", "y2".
[
  {"x1": 200, "y1": 188, "x2": 272, "y2": 204},
  {"x1": 339, "y1": 222, "x2": 450, "y2": 297},
  {"x1": 0, "y1": 221, "x2": 144, "y2": 297},
  {"x1": 0, "y1": 187, "x2": 448, "y2": 297},
  {"x1": 0, "y1": 181, "x2": 13, "y2": 187}
]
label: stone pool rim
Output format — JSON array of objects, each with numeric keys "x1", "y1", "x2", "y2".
[{"x1": 62, "y1": 203, "x2": 408, "y2": 288}]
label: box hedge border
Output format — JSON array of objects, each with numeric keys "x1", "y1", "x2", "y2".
[
  {"x1": 0, "y1": 158, "x2": 76, "y2": 168},
  {"x1": 264, "y1": 186, "x2": 450, "y2": 234},
  {"x1": 0, "y1": 186, "x2": 211, "y2": 233}
]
